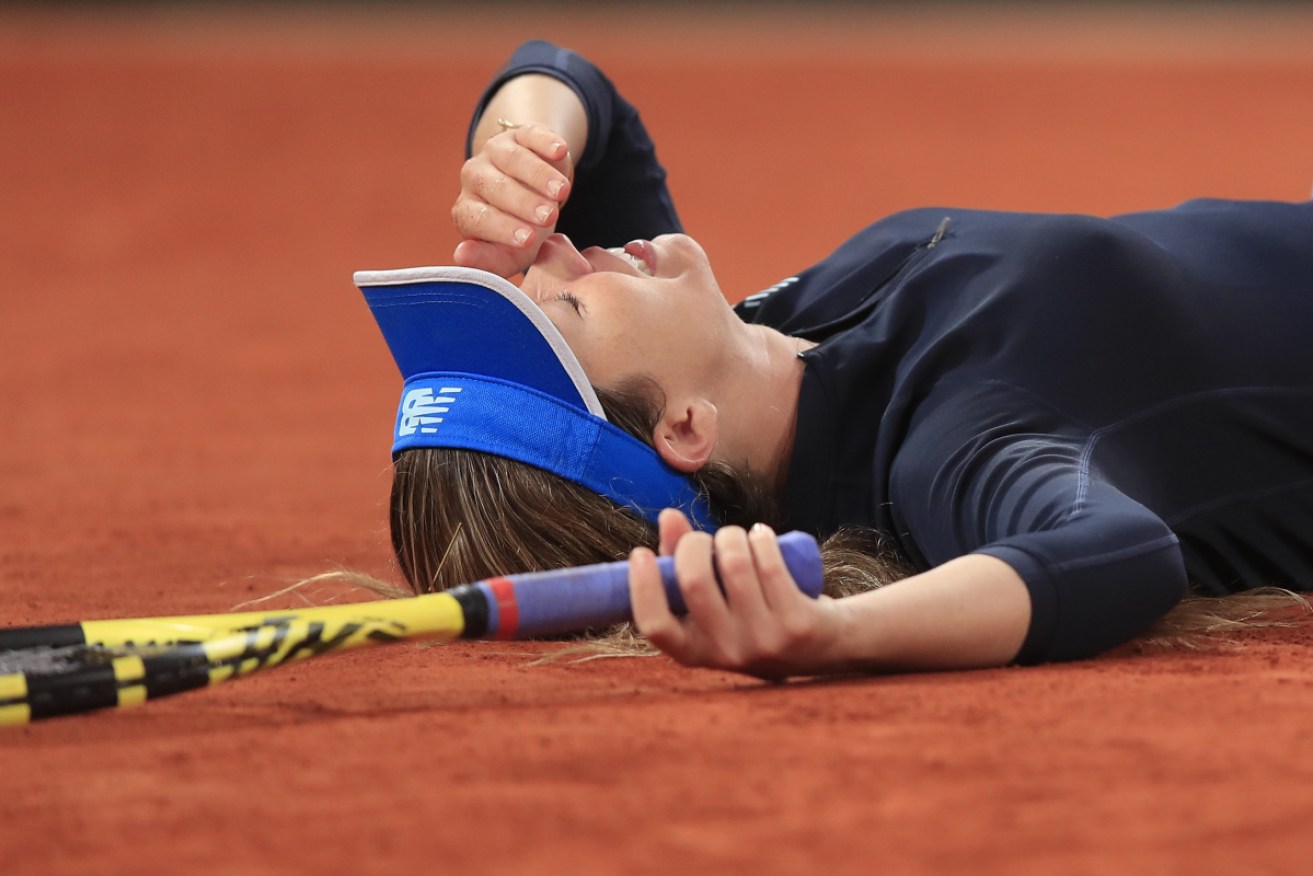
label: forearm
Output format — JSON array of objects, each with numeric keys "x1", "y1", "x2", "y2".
[
  {"x1": 631, "y1": 519, "x2": 1034, "y2": 679},
  {"x1": 470, "y1": 74, "x2": 588, "y2": 170},
  {"x1": 464, "y1": 40, "x2": 679, "y2": 247},
  {"x1": 823, "y1": 554, "x2": 1032, "y2": 672}
]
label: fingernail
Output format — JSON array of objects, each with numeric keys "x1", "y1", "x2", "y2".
[
  {"x1": 513, "y1": 228, "x2": 531, "y2": 246},
  {"x1": 750, "y1": 522, "x2": 774, "y2": 536},
  {"x1": 547, "y1": 179, "x2": 565, "y2": 198},
  {"x1": 535, "y1": 204, "x2": 553, "y2": 224}
]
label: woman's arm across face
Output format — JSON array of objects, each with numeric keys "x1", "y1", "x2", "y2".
[{"x1": 628, "y1": 510, "x2": 1031, "y2": 679}]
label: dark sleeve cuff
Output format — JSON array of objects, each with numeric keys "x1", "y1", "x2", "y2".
[
  {"x1": 976, "y1": 531, "x2": 1187, "y2": 666},
  {"x1": 973, "y1": 545, "x2": 1058, "y2": 666}
]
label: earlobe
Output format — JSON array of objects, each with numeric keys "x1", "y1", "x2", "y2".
[{"x1": 653, "y1": 399, "x2": 718, "y2": 473}]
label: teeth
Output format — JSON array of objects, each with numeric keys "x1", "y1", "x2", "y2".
[{"x1": 607, "y1": 246, "x2": 652, "y2": 276}]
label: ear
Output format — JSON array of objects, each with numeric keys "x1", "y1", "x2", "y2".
[{"x1": 652, "y1": 398, "x2": 718, "y2": 473}]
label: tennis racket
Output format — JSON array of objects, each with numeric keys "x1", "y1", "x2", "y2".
[{"x1": 0, "y1": 531, "x2": 823, "y2": 725}]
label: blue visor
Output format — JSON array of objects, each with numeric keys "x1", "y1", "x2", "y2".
[{"x1": 356, "y1": 266, "x2": 715, "y2": 530}]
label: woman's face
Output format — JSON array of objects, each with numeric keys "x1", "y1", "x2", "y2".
[{"x1": 520, "y1": 233, "x2": 736, "y2": 398}]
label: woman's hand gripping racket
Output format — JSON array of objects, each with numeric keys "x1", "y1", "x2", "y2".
[{"x1": 0, "y1": 532, "x2": 823, "y2": 725}]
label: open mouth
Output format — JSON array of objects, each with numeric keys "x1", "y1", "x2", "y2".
[{"x1": 605, "y1": 240, "x2": 656, "y2": 276}]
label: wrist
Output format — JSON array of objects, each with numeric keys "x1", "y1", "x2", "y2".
[
  {"x1": 785, "y1": 596, "x2": 866, "y2": 678},
  {"x1": 472, "y1": 74, "x2": 588, "y2": 164}
]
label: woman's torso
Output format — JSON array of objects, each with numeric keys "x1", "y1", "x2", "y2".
[{"x1": 741, "y1": 198, "x2": 1313, "y2": 594}]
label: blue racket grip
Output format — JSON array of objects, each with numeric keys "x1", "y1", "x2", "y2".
[{"x1": 470, "y1": 531, "x2": 823, "y2": 639}]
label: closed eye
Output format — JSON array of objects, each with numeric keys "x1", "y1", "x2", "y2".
[{"x1": 554, "y1": 290, "x2": 584, "y2": 315}]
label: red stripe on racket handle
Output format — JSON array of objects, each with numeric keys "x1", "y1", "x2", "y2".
[
  {"x1": 468, "y1": 531, "x2": 823, "y2": 639},
  {"x1": 486, "y1": 577, "x2": 520, "y2": 640}
]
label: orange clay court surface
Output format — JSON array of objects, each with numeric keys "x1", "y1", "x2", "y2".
[{"x1": 3, "y1": 4, "x2": 1313, "y2": 874}]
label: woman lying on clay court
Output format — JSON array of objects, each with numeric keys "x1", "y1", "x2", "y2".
[{"x1": 358, "y1": 40, "x2": 1313, "y2": 678}]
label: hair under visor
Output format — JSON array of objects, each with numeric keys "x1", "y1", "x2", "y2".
[{"x1": 356, "y1": 266, "x2": 715, "y2": 530}]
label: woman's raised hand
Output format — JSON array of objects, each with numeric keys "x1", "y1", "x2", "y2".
[
  {"x1": 628, "y1": 509, "x2": 845, "y2": 680},
  {"x1": 452, "y1": 122, "x2": 573, "y2": 278}
]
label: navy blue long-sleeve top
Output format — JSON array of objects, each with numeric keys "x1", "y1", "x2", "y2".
[{"x1": 473, "y1": 41, "x2": 1313, "y2": 663}]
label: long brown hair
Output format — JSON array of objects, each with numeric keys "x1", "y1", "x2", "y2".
[
  {"x1": 388, "y1": 377, "x2": 1306, "y2": 648},
  {"x1": 389, "y1": 377, "x2": 910, "y2": 597}
]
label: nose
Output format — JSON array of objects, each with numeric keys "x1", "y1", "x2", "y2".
[
  {"x1": 535, "y1": 234, "x2": 594, "y2": 278},
  {"x1": 522, "y1": 234, "x2": 594, "y2": 303}
]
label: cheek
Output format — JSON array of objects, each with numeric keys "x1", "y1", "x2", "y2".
[
  {"x1": 551, "y1": 319, "x2": 625, "y2": 387},
  {"x1": 585, "y1": 325, "x2": 640, "y2": 383},
  {"x1": 588, "y1": 321, "x2": 664, "y2": 391}
]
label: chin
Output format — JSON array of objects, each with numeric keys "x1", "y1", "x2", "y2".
[{"x1": 661, "y1": 235, "x2": 721, "y2": 290}]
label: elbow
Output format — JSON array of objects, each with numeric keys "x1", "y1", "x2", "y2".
[{"x1": 1001, "y1": 527, "x2": 1189, "y2": 665}]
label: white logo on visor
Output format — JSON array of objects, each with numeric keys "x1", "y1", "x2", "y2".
[{"x1": 399, "y1": 386, "x2": 462, "y2": 437}]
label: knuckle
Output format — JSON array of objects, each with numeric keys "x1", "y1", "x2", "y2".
[
  {"x1": 716, "y1": 550, "x2": 754, "y2": 582},
  {"x1": 675, "y1": 534, "x2": 714, "y2": 568},
  {"x1": 779, "y1": 615, "x2": 815, "y2": 649},
  {"x1": 683, "y1": 531, "x2": 715, "y2": 553},
  {"x1": 490, "y1": 135, "x2": 517, "y2": 163},
  {"x1": 680, "y1": 574, "x2": 716, "y2": 610},
  {"x1": 758, "y1": 563, "x2": 794, "y2": 593},
  {"x1": 751, "y1": 627, "x2": 782, "y2": 654},
  {"x1": 778, "y1": 615, "x2": 807, "y2": 641},
  {"x1": 715, "y1": 524, "x2": 748, "y2": 545},
  {"x1": 461, "y1": 156, "x2": 492, "y2": 187},
  {"x1": 452, "y1": 201, "x2": 480, "y2": 233}
]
